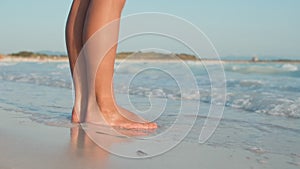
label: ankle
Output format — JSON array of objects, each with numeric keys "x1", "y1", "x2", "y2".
[
  {"x1": 96, "y1": 95, "x2": 114, "y2": 102},
  {"x1": 96, "y1": 96, "x2": 116, "y2": 109}
]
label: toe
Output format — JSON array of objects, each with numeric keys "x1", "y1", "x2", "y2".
[{"x1": 148, "y1": 122, "x2": 158, "y2": 129}]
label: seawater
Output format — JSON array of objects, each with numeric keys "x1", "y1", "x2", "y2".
[{"x1": 0, "y1": 61, "x2": 299, "y2": 162}]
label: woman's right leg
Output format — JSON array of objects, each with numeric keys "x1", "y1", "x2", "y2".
[{"x1": 82, "y1": 0, "x2": 157, "y2": 129}]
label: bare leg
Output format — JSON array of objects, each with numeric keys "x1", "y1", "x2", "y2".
[
  {"x1": 65, "y1": 0, "x2": 90, "y2": 122},
  {"x1": 82, "y1": 0, "x2": 157, "y2": 129}
]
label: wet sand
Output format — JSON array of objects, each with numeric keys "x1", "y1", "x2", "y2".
[{"x1": 0, "y1": 108, "x2": 298, "y2": 169}]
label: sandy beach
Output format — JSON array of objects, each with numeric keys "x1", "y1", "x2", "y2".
[{"x1": 1, "y1": 105, "x2": 298, "y2": 169}]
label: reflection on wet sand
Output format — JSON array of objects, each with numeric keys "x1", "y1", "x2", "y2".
[
  {"x1": 67, "y1": 125, "x2": 156, "y2": 168},
  {"x1": 69, "y1": 126, "x2": 110, "y2": 168}
]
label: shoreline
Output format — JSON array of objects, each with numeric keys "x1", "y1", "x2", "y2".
[
  {"x1": 0, "y1": 56, "x2": 69, "y2": 62},
  {"x1": 1, "y1": 56, "x2": 300, "y2": 64}
]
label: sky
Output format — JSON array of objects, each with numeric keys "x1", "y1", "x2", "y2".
[{"x1": 0, "y1": 0, "x2": 299, "y2": 57}]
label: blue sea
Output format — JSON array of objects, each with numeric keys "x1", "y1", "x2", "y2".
[{"x1": 0, "y1": 60, "x2": 299, "y2": 165}]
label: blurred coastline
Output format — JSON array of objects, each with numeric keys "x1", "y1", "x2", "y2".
[{"x1": 1, "y1": 51, "x2": 300, "y2": 63}]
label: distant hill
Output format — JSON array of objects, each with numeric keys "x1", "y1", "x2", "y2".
[
  {"x1": 2, "y1": 51, "x2": 300, "y2": 63},
  {"x1": 7, "y1": 51, "x2": 199, "y2": 61},
  {"x1": 9, "y1": 51, "x2": 67, "y2": 58},
  {"x1": 116, "y1": 52, "x2": 199, "y2": 60},
  {"x1": 36, "y1": 50, "x2": 67, "y2": 56}
]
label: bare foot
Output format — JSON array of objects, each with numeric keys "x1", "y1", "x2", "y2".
[
  {"x1": 97, "y1": 99, "x2": 157, "y2": 130},
  {"x1": 71, "y1": 100, "x2": 157, "y2": 130}
]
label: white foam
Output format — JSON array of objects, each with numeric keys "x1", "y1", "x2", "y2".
[
  {"x1": 227, "y1": 64, "x2": 299, "y2": 74},
  {"x1": 280, "y1": 64, "x2": 298, "y2": 71},
  {"x1": 0, "y1": 62, "x2": 18, "y2": 66},
  {"x1": 57, "y1": 63, "x2": 69, "y2": 69}
]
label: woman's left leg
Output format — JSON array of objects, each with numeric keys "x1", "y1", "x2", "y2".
[{"x1": 65, "y1": 0, "x2": 90, "y2": 122}]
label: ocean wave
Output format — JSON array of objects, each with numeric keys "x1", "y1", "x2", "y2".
[
  {"x1": 116, "y1": 81, "x2": 300, "y2": 119},
  {"x1": 227, "y1": 79, "x2": 264, "y2": 88},
  {"x1": 226, "y1": 94, "x2": 300, "y2": 118},
  {"x1": 226, "y1": 64, "x2": 298, "y2": 74},
  {"x1": 57, "y1": 63, "x2": 69, "y2": 69},
  {"x1": 0, "y1": 73, "x2": 72, "y2": 89},
  {"x1": 1, "y1": 62, "x2": 299, "y2": 119},
  {"x1": 123, "y1": 85, "x2": 300, "y2": 119},
  {"x1": 1, "y1": 74, "x2": 299, "y2": 119},
  {"x1": 0, "y1": 62, "x2": 18, "y2": 67},
  {"x1": 280, "y1": 64, "x2": 299, "y2": 71}
]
